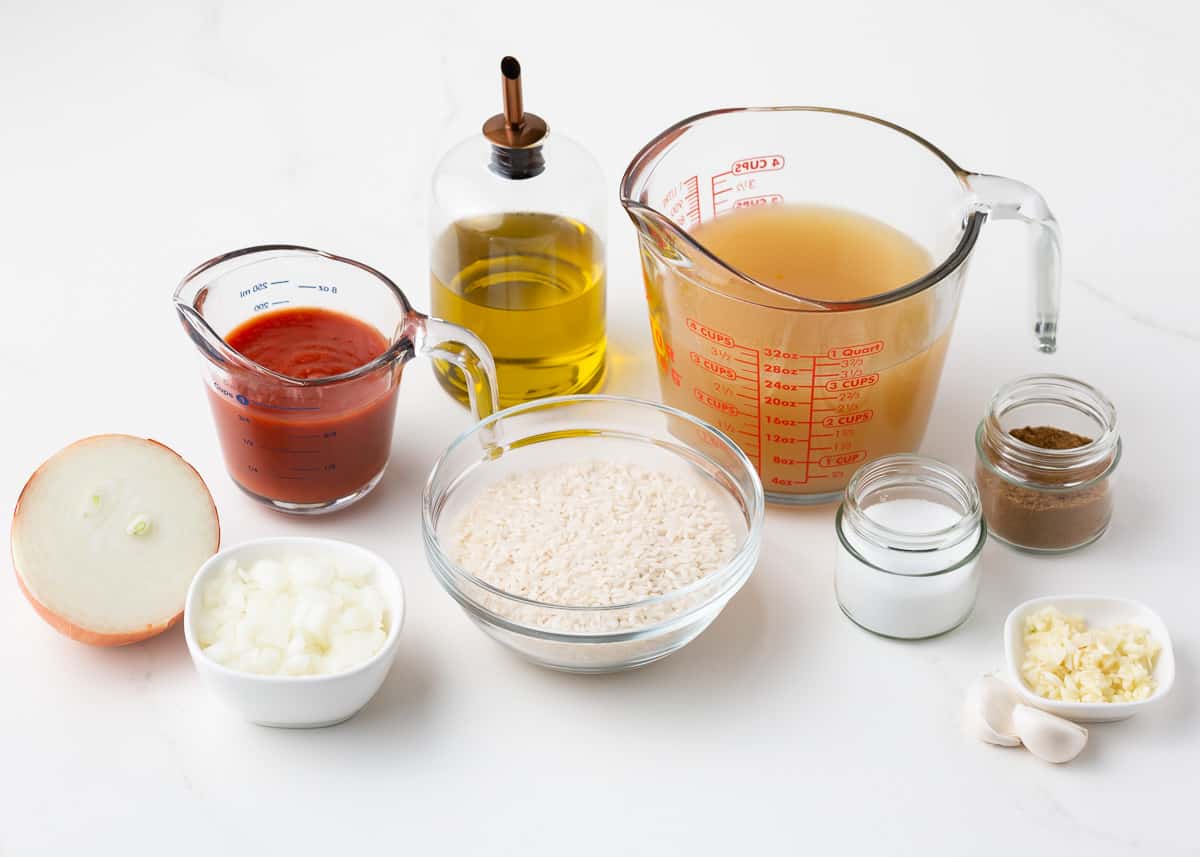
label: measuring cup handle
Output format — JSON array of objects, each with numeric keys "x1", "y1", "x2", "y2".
[
  {"x1": 409, "y1": 314, "x2": 499, "y2": 421},
  {"x1": 967, "y1": 173, "x2": 1062, "y2": 354}
]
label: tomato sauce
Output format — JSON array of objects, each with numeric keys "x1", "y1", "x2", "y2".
[{"x1": 207, "y1": 307, "x2": 399, "y2": 505}]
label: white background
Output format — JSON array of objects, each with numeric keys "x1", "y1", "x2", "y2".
[{"x1": 2, "y1": 1, "x2": 1197, "y2": 854}]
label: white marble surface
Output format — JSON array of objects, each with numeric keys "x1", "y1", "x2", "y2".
[{"x1": 1, "y1": 2, "x2": 1197, "y2": 854}]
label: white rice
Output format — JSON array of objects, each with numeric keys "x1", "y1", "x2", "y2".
[{"x1": 445, "y1": 460, "x2": 739, "y2": 635}]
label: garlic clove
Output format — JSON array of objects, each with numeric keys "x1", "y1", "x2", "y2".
[
  {"x1": 1012, "y1": 704, "x2": 1089, "y2": 764},
  {"x1": 964, "y1": 675, "x2": 1022, "y2": 747}
]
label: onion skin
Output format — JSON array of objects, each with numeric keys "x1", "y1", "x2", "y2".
[
  {"x1": 10, "y1": 434, "x2": 221, "y2": 647},
  {"x1": 12, "y1": 569, "x2": 183, "y2": 646}
]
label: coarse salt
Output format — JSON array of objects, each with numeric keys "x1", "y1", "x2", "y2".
[{"x1": 834, "y1": 456, "x2": 984, "y2": 641}]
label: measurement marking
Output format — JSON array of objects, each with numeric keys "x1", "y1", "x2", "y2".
[
  {"x1": 273, "y1": 474, "x2": 306, "y2": 480},
  {"x1": 290, "y1": 466, "x2": 323, "y2": 472},
  {"x1": 737, "y1": 430, "x2": 757, "y2": 438},
  {"x1": 733, "y1": 357, "x2": 756, "y2": 367},
  {"x1": 813, "y1": 432, "x2": 834, "y2": 438},
  {"x1": 297, "y1": 284, "x2": 318, "y2": 289},
  {"x1": 247, "y1": 399, "x2": 320, "y2": 411},
  {"x1": 270, "y1": 300, "x2": 289, "y2": 306},
  {"x1": 287, "y1": 434, "x2": 321, "y2": 439},
  {"x1": 736, "y1": 393, "x2": 757, "y2": 401},
  {"x1": 260, "y1": 447, "x2": 320, "y2": 454},
  {"x1": 711, "y1": 169, "x2": 738, "y2": 215},
  {"x1": 269, "y1": 279, "x2": 289, "y2": 285},
  {"x1": 752, "y1": 345, "x2": 763, "y2": 471},
  {"x1": 807, "y1": 342, "x2": 820, "y2": 485},
  {"x1": 682, "y1": 175, "x2": 702, "y2": 226}
]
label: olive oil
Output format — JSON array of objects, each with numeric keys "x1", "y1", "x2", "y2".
[{"x1": 431, "y1": 212, "x2": 606, "y2": 407}]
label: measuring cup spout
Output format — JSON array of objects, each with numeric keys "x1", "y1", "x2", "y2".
[
  {"x1": 621, "y1": 203, "x2": 692, "y2": 264},
  {"x1": 622, "y1": 188, "x2": 830, "y2": 311},
  {"x1": 174, "y1": 294, "x2": 261, "y2": 375}
]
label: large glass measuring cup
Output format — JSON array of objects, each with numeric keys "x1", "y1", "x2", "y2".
[
  {"x1": 174, "y1": 246, "x2": 498, "y2": 515},
  {"x1": 621, "y1": 107, "x2": 1061, "y2": 504}
]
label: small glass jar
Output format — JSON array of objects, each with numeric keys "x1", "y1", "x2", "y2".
[
  {"x1": 835, "y1": 455, "x2": 986, "y2": 640},
  {"x1": 975, "y1": 374, "x2": 1120, "y2": 553}
]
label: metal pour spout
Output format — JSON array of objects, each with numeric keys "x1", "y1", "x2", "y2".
[{"x1": 483, "y1": 56, "x2": 548, "y2": 179}]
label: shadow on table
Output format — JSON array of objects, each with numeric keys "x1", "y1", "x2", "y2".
[{"x1": 346, "y1": 641, "x2": 439, "y2": 732}]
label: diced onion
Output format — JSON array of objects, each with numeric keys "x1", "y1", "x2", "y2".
[{"x1": 196, "y1": 552, "x2": 388, "y2": 676}]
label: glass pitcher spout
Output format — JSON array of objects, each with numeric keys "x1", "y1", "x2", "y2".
[
  {"x1": 174, "y1": 298, "x2": 265, "y2": 376},
  {"x1": 622, "y1": 198, "x2": 837, "y2": 312}
]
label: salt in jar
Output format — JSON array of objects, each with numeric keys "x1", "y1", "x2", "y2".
[{"x1": 835, "y1": 455, "x2": 986, "y2": 639}]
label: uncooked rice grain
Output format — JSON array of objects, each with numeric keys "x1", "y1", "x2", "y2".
[{"x1": 445, "y1": 460, "x2": 739, "y2": 634}]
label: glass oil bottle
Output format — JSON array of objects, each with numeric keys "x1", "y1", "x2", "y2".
[{"x1": 429, "y1": 56, "x2": 606, "y2": 408}]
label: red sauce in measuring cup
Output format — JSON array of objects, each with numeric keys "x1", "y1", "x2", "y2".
[
  {"x1": 207, "y1": 307, "x2": 398, "y2": 505},
  {"x1": 227, "y1": 307, "x2": 389, "y2": 379}
]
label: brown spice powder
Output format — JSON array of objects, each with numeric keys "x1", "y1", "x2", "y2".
[
  {"x1": 979, "y1": 424, "x2": 1113, "y2": 552},
  {"x1": 1010, "y1": 425, "x2": 1092, "y2": 449}
]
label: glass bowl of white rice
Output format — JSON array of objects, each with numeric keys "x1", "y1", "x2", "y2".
[{"x1": 422, "y1": 395, "x2": 764, "y2": 673}]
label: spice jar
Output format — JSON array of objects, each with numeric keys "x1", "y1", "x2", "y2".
[
  {"x1": 975, "y1": 374, "x2": 1120, "y2": 553},
  {"x1": 835, "y1": 455, "x2": 986, "y2": 640}
]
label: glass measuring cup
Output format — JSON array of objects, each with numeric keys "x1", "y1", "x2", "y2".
[
  {"x1": 174, "y1": 245, "x2": 498, "y2": 515},
  {"x1": 621, "y1": 107, "x2": 1062, "y2": 505}
]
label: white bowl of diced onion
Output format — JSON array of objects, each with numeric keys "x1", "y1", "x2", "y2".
[
  {"x1": 184, "y1": 537, "x2": 404, "y2": 728},
  {"x1": 1003, "y1": 595, "x2": 1175, "y2": 724}
]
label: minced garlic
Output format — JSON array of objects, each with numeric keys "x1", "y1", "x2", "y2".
[{"x1": 1021, "y1": 606, "x2": 1160, "y2": 703}]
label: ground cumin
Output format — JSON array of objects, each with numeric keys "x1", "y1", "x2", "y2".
[
  {"x1": 977, "y1": 424, "x2": 1114, "y2": 552},
  {"x1": 1010, "y1": 425, "x2": 1092, "y2": 450}
]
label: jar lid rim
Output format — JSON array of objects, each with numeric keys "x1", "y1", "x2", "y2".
[
  {"x1": 835, "y1": 505, "x2": 987, "y2": 577},
  {"x1": 840, "y1": 454, "x2": 983, "y2": 554},
  {"x1": 982, "y1": 374, "x2": 1120, "y2": 473}
]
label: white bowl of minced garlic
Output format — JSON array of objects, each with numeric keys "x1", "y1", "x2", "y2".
[{"x1": 1003, "y1": 595, "x2": 1175, "y2": 723}]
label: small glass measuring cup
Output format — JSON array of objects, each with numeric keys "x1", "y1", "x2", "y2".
[
  {"x1": 174, "y1": 245, "x2": 498, "y2": 515},
  {"x1": 621, "y1": 107, "x2": 1062, "y2": 505}
]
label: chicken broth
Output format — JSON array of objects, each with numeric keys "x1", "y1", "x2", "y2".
[{"x1": 643, "y1": 204, "x2": 954, "y2": 500}]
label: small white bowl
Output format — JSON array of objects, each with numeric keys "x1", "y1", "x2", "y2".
[
  {"x1": 1003, "y1": 594, "x2": 1174, "y2": 723},
  {"x1": 184, "y1": 537, "x2": 404, "y2": 728}
]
